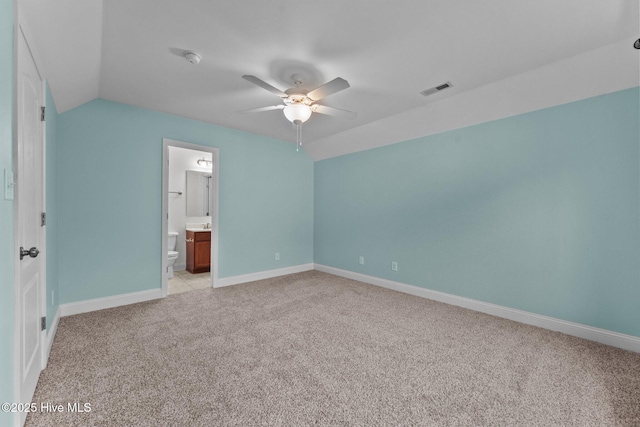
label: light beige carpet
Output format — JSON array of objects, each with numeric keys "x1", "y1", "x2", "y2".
[{"x1": 27, "y1": 271, "x2": 640, "y2": 426}]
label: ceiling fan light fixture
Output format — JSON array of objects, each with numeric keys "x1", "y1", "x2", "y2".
[{"x1": 283, "y1": 103, "x2": 312, "y2": 124}]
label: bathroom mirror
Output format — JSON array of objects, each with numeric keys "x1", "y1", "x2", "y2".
[{"x1": 186, "y1": 170, "x2": 213, "y2": 217}]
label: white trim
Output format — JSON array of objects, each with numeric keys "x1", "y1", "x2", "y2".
[
  {"x1": 12, "y1": 15, "x2": 18, "y2": 426},
  {"x1": 57, "y1": 264, "x2": 312, "y2": 317},
  {"x1": 43, "y1": 305, "x2": 60, "y2": 368},
  {"x1": 162, "y1": 139, "x2": 220, "y2": 297},
  {"x1": 216, "y1": 263, "x2": 315, "y2": 288},
  {"x1": 39, "y1": 76, "x2": 48, "y2": 372},
  {"x1": 314, "y1": 264, "x2": 640, "y2": 353},
  {"x1": 56, "y1": 263, "x2": 313, "y2": 318},
  {"x1": 59, "y1": 289, "x2": 162, "y2": 317}
]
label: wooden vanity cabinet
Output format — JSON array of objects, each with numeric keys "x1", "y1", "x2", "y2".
[{"x1": 186, "y1": 230, "x2": 211, "y2": 273}]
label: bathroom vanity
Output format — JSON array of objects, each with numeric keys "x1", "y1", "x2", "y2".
[{"x1": 185, "y1": 229, "x2": 211, "y2": 274}]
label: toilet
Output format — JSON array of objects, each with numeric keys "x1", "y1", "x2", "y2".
[{"x1": 167, "y1": 232, "x2": 179, "y2": 278}]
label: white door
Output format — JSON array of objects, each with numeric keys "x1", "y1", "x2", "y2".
[{"x1": 15, "y1": 25, "x2": 45, "y2": 423}]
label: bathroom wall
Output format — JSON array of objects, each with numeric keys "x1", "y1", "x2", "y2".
[
  {"x1": 57, "y1": 98, "x2": 314, "y2": 304},
  {"x1": 0, "y1": 0, "x2": 14, "y2": 420},
  {"x1": 315, "y1": 87, "x2": 640, "y2": 338},
  {"x1": 168, "y1": 145, "x2": 212, "y2": 270}
]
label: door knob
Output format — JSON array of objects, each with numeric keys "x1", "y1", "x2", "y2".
[{"x1": 20, "y1": 246, "x2": 39, "y2": 260}]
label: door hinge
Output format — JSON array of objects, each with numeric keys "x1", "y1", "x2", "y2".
[
  {"x1": 41, "y1": 212, "x2": 46, "y2": 226},
  {"x1": 40, "y1": 106, "x2": 46, "y2": 122},
  {"x1": 41, "y1": 316, "x2": 46, "y2": 331}
]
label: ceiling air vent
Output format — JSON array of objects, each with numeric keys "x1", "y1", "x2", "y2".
[{"x1": 420, "y1": 81, "x2": 453, "y2": 97}]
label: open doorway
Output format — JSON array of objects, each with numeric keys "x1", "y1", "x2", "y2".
[{"x1": 162, "y1": 139, "x2": 219, "y2": 297}]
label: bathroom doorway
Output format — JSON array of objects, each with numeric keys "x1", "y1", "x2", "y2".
[{"x1": 161, "y1": 139, "x2": 219, "y2": 297}]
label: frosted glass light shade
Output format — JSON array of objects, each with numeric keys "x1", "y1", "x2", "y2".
[{"x1": 283, "y1": 104, "x2": 312, "y2": 123}]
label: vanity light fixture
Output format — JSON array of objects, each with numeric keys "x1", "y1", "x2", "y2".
[{"x1": 197, "y1": 158, "x2": 212, "y2": 167}]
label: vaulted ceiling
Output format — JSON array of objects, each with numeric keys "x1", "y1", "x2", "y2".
[{"x1": 19, "y1": 0, "x2": 639, "y2": 159}]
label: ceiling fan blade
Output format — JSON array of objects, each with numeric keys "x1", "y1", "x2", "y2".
[
  {"x1": 239, "y1": 105, "x2": 285, "y2": 113},
  {"x1": 312, "y1": 104, "x2": 357, "y2": 120},
  {"x1": 242, "y1": 75, "x2": 287, "y2": 98},
  {"x1": 307, "y1": 77, "x2": 350, "y2": 101}
]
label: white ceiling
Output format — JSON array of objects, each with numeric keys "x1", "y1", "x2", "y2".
[{"x1": 19, "y1": 0, "x2": 639, "y2": 159}]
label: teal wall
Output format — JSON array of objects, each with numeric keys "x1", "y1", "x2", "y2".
[
  {"x1": 0, "y1": 0, "x2": 13, "y2": 421},
  {"x1": 45, "y1": 84, "x2": 59, "y2": 328},
  {"x1": 315, "y1": 87, "x2": 640, "y2": 338},
  {"x1": 57, "y1": 99, "x2": 314, "y2": 303}
]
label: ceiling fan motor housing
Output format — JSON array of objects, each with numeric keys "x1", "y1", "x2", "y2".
[{"x1": 284, "y1": 88, "x2": 313, "y2": 105}]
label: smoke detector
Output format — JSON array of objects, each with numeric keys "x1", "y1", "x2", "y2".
[{"x1": 184, "y1": 51, "x2": 201, "y2": 65}]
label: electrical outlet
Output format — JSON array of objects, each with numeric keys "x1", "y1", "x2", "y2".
[
  {"x1": 275, "y1": 252, "x2": 280, "y2": 261},
  {"x1": 359, "y1": 256, "x2": 365, "y2": 265},
  {"x1": 391, "y1": 261, "x2": 398, "y2": 271}
]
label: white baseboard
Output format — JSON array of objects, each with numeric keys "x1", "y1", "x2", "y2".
[
  {"x1": 60, "y1": 288, "x2": 162, "y2": 317},
  {"x1": 314, "y1": 264, "x2": 640, "y2": 353},
  {"x1": 43, "y1": 305, "x2": 61, "y2": 368},
  {"x1": 57, "y1": 264, "x2": 314, "y2": 317},
  {"x1": 215, "y1": 263, "x2": 314, "y2": 288}
]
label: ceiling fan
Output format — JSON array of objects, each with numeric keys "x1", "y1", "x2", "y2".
[{"x1": 241, "y1": 74, "x2": 357, "y2": 150}]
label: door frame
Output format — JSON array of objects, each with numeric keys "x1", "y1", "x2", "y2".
[
  {"x1": 13, "y1": 10, "x2": 48, "y2": 427},
  {"x1": 161, "y1": 138, "x2": 219, "y2": 296}
]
